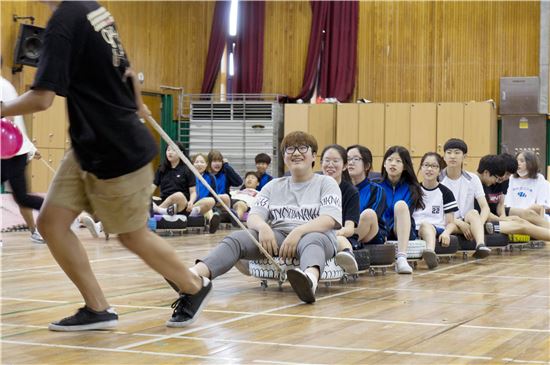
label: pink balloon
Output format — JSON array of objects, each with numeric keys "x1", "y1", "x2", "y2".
[{"x1": 1, "y1": 118, "x2": 23, "y2": 159}]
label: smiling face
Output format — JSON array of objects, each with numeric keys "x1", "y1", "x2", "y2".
[
  {"x1": 346, "y1": 147, "x2": 367, "y2": 181},
  {"x1": 384, "y1": 152, "x2": 404, "y2": 179},
  {"x1": 321, "y1": 148, "x2": 345, "y2": 182},
  {"x1": 193, "y1": 155, "x2": 207, "y2": 173},
  {"x1": 283, "y1": 144, "x2": 315, "y2": 176},
  {"x1": 256, "y1": 162, "x2": 268, "y2": 175},
  {"x1": 210, "y1": 159, "x2": 223, "y2": 173},
  {"x1": 420, "y1": 155, "x2": 440, "y2": 182}
]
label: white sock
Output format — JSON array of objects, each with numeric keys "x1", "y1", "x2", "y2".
[
  {"x1": 305, "y1": 271, "x2": 318, "y2": 293},
  {"x1": 157, "y1": 207, "x2": 167, "y2": 215},
  {"x1": 190, "y1": 206, "x2": 201, "y2": 216}
]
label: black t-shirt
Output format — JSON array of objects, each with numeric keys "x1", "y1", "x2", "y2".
[
  {"x1": 340, "y1": 180, "x2": 359, "y2": 227},
  {"x1": 475, "y1": 182, "x2": 506, "y2": 215},
  {"x1": 154, "y1": 162, "x2": 196, "y2": 201},
  {"x1": 32, "y1": 1, "x2": 157, "y2": 179}
]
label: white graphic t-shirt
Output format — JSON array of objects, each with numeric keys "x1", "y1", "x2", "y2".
[
  {"x1": 505, "y1": 174, "x2": 550, "y2": 209},
  {"x1": 250, "y1": 174, "x2": 342, "y2": 237},
  {"x1": 413, "y1": 184, "x2": 459, "y2": 229}
]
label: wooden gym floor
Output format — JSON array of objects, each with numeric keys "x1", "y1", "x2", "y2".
[{"x1": 1, "y1": 227, "x2": 549, "y2": 364}]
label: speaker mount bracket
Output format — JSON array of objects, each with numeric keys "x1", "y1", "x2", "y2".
[{"x1": 13, "y1": 14, "x2": 35, "y2": 25}]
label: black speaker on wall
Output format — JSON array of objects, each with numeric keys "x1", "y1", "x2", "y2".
[{"x1": 13, "y1": 24, "x2": 45, "y2": 67}]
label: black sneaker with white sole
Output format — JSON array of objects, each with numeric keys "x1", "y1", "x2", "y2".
[
  {"x1": 473, "y1": 244, "x2": 491, "y2": 259},
  {"x1": 422, "y1": 249, "x2": 438, "y2": 269},
  {"x1": 166, "y1": 277, "x2": 213, "y2": 327},
  {"x1": 286, "y1": 268, "x2": 316, "y2": 304},
  {"x1": 166, "y1": 204, "x2": 178, "y2": 216},
  {"x1": 208, "y1": 212, "x2": 221, "y2": 234},
  {"x1": 48, "y1": 306, "x2": 118, "y2": 332},
  {"x1": 335, "y1": 249, "x2": 359, "y2": 274}
]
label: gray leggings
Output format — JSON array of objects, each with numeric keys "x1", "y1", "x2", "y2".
[{"x1": 202, "y1": 229, "x2": 336, "y2": 279}]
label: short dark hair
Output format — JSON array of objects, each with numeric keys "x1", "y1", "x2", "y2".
[
  {"x1": 477, "y1": 155, "x2": 505, "y2": 176},
  {"x1": 244, "y1": 171, "x2": 259, "y2": 180},
  {"x1": 444, "y1": 138, "x2": 468, "y2": 154},
  {"x1": 499, "y1": 153, "x2": 518, "y2": 174},
  {"x1": 255, "y1": 153, "x2": 271, "y2": 165}
]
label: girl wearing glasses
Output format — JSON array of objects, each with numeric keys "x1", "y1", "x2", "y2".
[
  {"x1": 412, "y1": 152, "x2": 458, "y2": 269},
  {"x1": 320, "y1": 144, "x2": 360, "y2": 274},
  {"x1": 346, "y1": 145, "x2": 388, "y2": 248},
  {"x1": 380, "y1": 146, "x2": 425, "y2": 274},
  {"x1": 186, "y1": 131, "x2": 342, "y2": 304}
]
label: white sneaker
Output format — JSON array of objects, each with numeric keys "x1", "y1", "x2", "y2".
[
  {"x1": 81, "y1": 215, "x2": 101, "y2": 238},
  {"x1": 395, "y1": 256, "x2": 413, "y2": 274},
  {"x1": 30, "y1": 230, "x2": 45, "y2": 244},
  {"x1": 335, "y1": 250, "x2": 359, "y2": 274}
]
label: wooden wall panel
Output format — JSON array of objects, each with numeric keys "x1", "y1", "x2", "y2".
[
  {"x1": 1, "y1": 1, "x2": 214, "y2": 95},
  {"x1": 356, "y1": 1, "x2": 539, "y2": 104},
  {"x1": 336, "y1": 104, "x2": 359, "y2": 147},
  {"x1": 263, "y1": 1, "x2": 311, "y2": 97},
  {"x1": 358, "y1": 103, "x2": 385, "y2": 156}
]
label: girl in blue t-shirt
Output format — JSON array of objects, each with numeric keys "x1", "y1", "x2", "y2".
[
  {"x1": 191, "y1": 153, "x2": 220, "y2": 233},
  {"x1": 207, "y1": 150, "x2": 243, "y2": 208},
  {"x1": 321, "y1": 144, "x2": 360, "y2": 273},
  {"x1": 380, "y1": 146, "x2": 425, "y2": 274},
  {"x1": 346, "y1": 145, "x2": 387, "y2": 247}
]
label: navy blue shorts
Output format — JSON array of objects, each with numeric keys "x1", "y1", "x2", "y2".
[
  {"x1": 415, "y1": 225, "x2": 444, "y2": 237},
  {"x1": 387, "y1": 225, "x2": 417, "y2": 241}
]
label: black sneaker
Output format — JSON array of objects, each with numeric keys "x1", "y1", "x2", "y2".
[
  {"x1": 166, "y1": 277, "x2": 212, "y2": 328},
  {"x1": 208, "y1": 212, "x2": 221, "y2": 234},
  {"x1": 286, "y1": 268, "x2": 316, "y2": 304},
  {"x1": 473, "y1": 244, "x2": 491, "y2": 259},
  {"x1": 422, "y1": 249, "x2": 439, "y2": 269},
  {"x1": 166, "y1": 204, "x2": 178, "y2": 216},
  {"x1": 48, "y1": 306, "x2": 118, "y2": 332}
]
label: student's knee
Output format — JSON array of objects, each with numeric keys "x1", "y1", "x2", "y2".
[
  {"x1": 360, "y1": 209, "x2": 377, "y2": 223},
  {"x1": 36, "y1": 211, "x2": 55, "y2": 237},
  {"x1": 465, "y1": 209, "x2": 480, "y2": 221},
  {"x1": 419, "y1": 222, "x2": 435, "y2": 236},
  {"x1": 522, "y1": 209, "x2": 540, "y2": 221},
  {"x1": 172, "y1": 192, "x2": 187, "y2": 203},
  {"x1": 394, "y1": 200, "x2": 410, "y2": 215}
]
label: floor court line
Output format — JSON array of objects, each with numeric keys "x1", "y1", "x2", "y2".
[
  {"x1": 3, "y1": 296, "x2": 548, "y2": 333},
  {"x1": 431, "y1": 272, "x2": 550, "y2": 280},
  {"x1": 0, "y1": 254, "x2": 141, "y2": 273},
  {"x1": 3, "y1": 322, "x2": 547, "y2": 363},
  {"x1": 2, "y1": 338, "x2": 515, "y2": 363},
  {"x1": 117, "y1": 287, "x2": 368, "y2": 350}
]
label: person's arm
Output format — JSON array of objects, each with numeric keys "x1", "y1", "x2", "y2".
[
  {"x1": 122, "y1": 68, "x2": 150, "y2": 119},
  {"x1": 337, "y1": 220, "x2": 355, "y2": 237},
  {"x1": 1, "y1": 89, "x2": 55, "y2": 117},
  {"x1": 223, "y1": 163, "x2": 244, "y2": 187},
  {"x1": 496, "y1": 195, "x2": 506, "y2": 218},
  {"x1": 279, "y1": 215, "x2": 339, "y2": 259},
  {"x1": 187, "y1": 186, "x2": 197, "y2": 210},
  {"x1": 438, "y1": 212, "x2": 457, "y2": 246}
]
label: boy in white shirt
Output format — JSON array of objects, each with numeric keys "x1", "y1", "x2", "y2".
[{"x1": 439, "y1": 139, "x2": 490, "y2": 258}]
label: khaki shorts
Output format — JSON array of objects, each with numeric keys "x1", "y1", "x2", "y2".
[{"x1": 45, "y1": 150, "x2": 153, "y2": 234}]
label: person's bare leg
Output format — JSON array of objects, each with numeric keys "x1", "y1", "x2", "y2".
[
  {"x1": 510, "y1": 207, "x2": 550, "y2": 229},
  {"x1": 159, "y1": 192, "x2": 187, "y2": 212},
  {"x1": 356, "y1": 209, "x2": 379, "y2": 243},
  {"x1": 19, "y1": 207, "x2": 37, "y2": 232},
  {"x1": 196, "y1": 197, "x2": 215, "y2": 214},
  {"x1": 118, "y1": 226, "x2": 202, "y2": 294},
  {"x1": 233, "y1": 201, "x2": 248, "y2": 220},
  {"x1": 37, "y1": 204, "x2": 109, "y2": 311},
  {"x1": 464, "y1": 210, "x2": 485, "y2": 247},
  {"x1": 419, "y1": 222, "x2": 436, "y2": 250},
  {"x1": 394, "y1": 201, "x2": 411, "y2": 254},
  {"x1": 498, "y1": 220, "x2": 550, "y2": 241}
]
